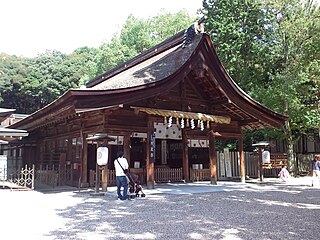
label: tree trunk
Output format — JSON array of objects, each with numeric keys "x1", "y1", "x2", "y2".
[
  {"x1": 287, "y1": 140, "x2": 296, "y2": 176},
  {"x1": 284, "y1": 120, "x2": 297, "y2": 176}
]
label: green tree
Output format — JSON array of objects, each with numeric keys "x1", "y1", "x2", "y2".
[
  {"x1": 90, "y1": 38, "x2": 137, "y2": 78},
  {"x1": 202, "y1": 0, "x2": 320, "y2": 174},
  {"x1": 23, "y1": 49, "x2": 95, "y2": 112},
  {"x1": 23, "y1": 50, "x2": 67, "y2": 111},
  {"x1": 1, "y1": 11, "x2": 194, "y2": 112},
  {"x1": 255, "y1": 0, "x2": 320, "y2": 173},
  {"x1": 69, "y1": 46, "x2": 98, "y2": 86},
  {"x1": 203, "y1": 0, "x2": 274, "y2": 93},
  {"x1": 90, "y1": 11, "x2": 194, "y2": 78},
  {"x1": 0, "y1": 53, "x2": 31, "y2": 113},
  {"x1": 120, "y1": 12, "x2": 194, "y2": 53}
]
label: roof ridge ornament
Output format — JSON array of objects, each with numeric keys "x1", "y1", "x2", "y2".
[{"x1": 182, "y1": 16, "x2": 206, "y2": 48}]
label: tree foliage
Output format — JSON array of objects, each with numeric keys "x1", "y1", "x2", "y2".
[
  {"x1": 0, "y1": 54, "x2": 30, "y2": 112},
  {"x1": 202, "y1": 0, "x2": 320, "y2": 173},
  {"x1": 0, "y1": 11, "x2": 193, "y2": 113},
  {"x1": 203, "y1": 0, "x2": 274, "y2": 93},
  {"x1": 90, "y1": 11, "x2": 193, "y2": 78}
]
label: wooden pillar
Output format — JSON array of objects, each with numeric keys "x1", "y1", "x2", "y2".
[
  {"x1": 182, "y1": 130, "x2": 189, "y2": 182},
  {"x1": 123, "y1": 135, "x2": 131, "y2": 167},
  {"x1": 100, "y1": 141, "x2": 107, "y2": 192},
  {"x1": 95, "y1": 163, "x2": 100, "y2": 193},
  {"x1": 37, "y1": 140, "x2": 43, "y2": 164},
  {"x1": 239, "y1": 136, "x2": 246, "y2": 183},
  {"x1": 67, "y1": 136, "x2": 72, "y2": 165},
  {"x1": 258, "y1": 147, "x2": 264, "y2": 181},
  {"x1": 209, "y1": 131, "x2": 217, "y2": 185},
  {"x1": 146, "y1": 118, "x2": 155, "y2": 189},
  {"x1": 81, "y1": 131, "x2": 88, "y2": 187},
  {"x1": 101, "y1": 165, "x2": 108, "y2": 192}
]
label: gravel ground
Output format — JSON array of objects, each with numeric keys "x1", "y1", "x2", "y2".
[{"x1": 1, "y1": 177, "x2": 320, "y2": 240}]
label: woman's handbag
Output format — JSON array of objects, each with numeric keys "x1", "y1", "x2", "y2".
[{"x1": 116, "y1": 158, "x2": 129, "y2": 174}]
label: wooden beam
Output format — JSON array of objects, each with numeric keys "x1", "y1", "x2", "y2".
[
  {"x1": 150, "y1": 95, "x2": 220, "y2": 108},
  {"x1": 185, "y1": 75, "x2": 207, "y2": 102},
  {"x1": 103, "y1": 124, "x2": 152, "y2": 134}
]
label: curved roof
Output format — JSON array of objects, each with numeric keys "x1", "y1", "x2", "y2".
[
  {"x1": 12, "y1": 31, "x2": 287, "y2": 131},
  {"x1": 89, "y1": 34, "x2": 200, "y2": 90}
]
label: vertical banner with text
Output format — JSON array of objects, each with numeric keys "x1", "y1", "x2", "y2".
[{"x1": 150, "y1": 132, "x2": 156, "y2": 163}]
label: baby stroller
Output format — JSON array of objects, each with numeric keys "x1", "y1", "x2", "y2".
[{"x1": 126, "y1": 172, "x2": 146, "y2": 199}]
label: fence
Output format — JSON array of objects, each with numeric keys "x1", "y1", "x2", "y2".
[
  {"x1": 0, "y1": 165, "x2": 35, "y2": 190},
  {"x1": 216, "y1": 151, "x2": 258, "y2": 179},
  {"x1": 33, "y1": 164, "x2": 75, "y2": 188},
  {"x1": 88, "y1": 167, "x2": 184, "y2": 186},
  {"x1": 154, "y1": 167, "x2": 183, "y2": 182},
  {"x1": 0, "y1": 164, "x2": 76, "y2": 190},
  {"x1": 190, "y1": 169, "x2": 211, "y2": 181},
  {"x1": 1, "y1": 151, "x2": 294, "y2": 190},
  {"x1": 89, "y1": 169, "x2": 116, "y2": 187}
]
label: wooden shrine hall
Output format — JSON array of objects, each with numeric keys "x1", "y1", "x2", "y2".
[{"x1": 11, "y1": 22, "x2": 287, "y2": 189}]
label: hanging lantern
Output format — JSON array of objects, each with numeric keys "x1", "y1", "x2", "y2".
[
  {"x1": 186, "y1": 119, "x2": 190, "y2": 127},
  {"x1": 164, "y1": 116, "x2": 167, "y2": 124},
  {"x1": 207, "y1": 121, "x2": 210, "y2": 128},
  {"x1": 176, "y1": 117, "x2": 180, "y2": 126}
]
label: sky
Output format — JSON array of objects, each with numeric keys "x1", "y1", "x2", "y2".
[{"x1": 0, "y1": 0, "x2": 203, "y2": 58}]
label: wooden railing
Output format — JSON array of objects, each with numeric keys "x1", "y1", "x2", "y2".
[
  {"x1": 35, "y1": 164, "x2": 73, "y2": 187},
  {"x1": 154, "y1": 167, "x2": 183, "y2": 182},
  {"x1": 190, "y1": 169, "x2": 210, "y2": 181},
  {"x1": 108, "y1": 170, "x2": 116, "y2": 186},
  {"x1": 89, "y1": 169, "x2": 116, "y2": 187},
  {"x1": 90, "y1": 167, "x2": 211, "y2": 185},
  {"x1": 89, "y1": 168, "x2": 184, "y2": 186}
]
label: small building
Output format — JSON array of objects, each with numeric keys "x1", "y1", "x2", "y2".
[
  {"x1": 0, "y1": 108, "x2": 28, "y2": 176},
  {"x1": 10, "y1": 24, "x2": 287, "y2": 188}
]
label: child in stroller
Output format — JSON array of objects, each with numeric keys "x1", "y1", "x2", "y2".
[{"x1": 126, "y1": 172, "x2": 146, "y2": 198}]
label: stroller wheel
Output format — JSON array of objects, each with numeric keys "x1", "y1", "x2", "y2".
[
  {"x1": 136, "y1": 193, "x2": 140, "y2": 197},
  {"x1": 141, "y1": 193, "x2": 146, "y2": 197}
]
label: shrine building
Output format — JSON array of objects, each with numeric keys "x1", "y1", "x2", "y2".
[{"x1": 10, "y1": 22, "x2": 288, "y2": 189}]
